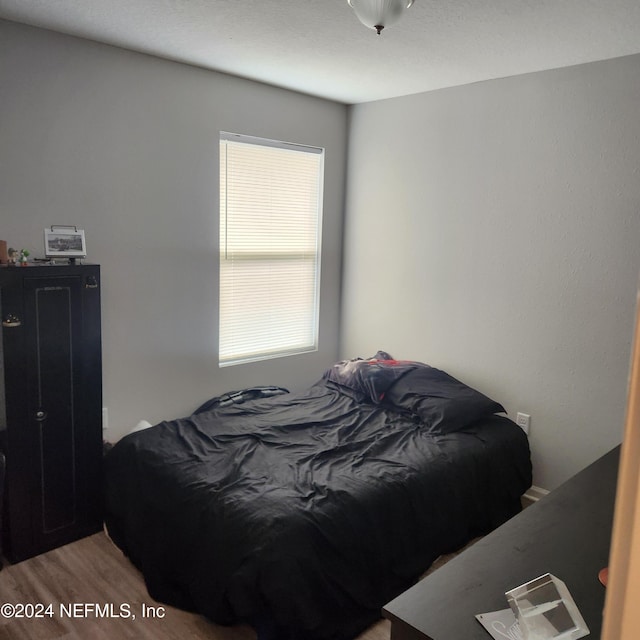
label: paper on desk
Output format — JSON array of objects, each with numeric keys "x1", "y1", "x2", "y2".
[{"x1": 476, "y1": 608, "x2": 524, "y2": 640}]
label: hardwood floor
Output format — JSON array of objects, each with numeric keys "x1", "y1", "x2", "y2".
[
  {"x1": 0, "y1": 507, "x2": 517, "y2": 640},
  {"x1": 0, "y1": 532, "x2": 393, "y2": 640}
]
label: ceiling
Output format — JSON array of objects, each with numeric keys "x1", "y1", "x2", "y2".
[{"x1": 2, "y1": 0, "x2": 640, "y2": 104}]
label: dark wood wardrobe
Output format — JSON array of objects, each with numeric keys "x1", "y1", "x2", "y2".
[{"x1": 0, "y1": 264, "x2": 103, "y2": 562}]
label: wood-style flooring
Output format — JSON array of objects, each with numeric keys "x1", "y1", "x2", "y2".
[
  {"x1": 0, "y1": 500, "x2": 534, "y2": 640},
  {"x1": 0, "y1": 532, "x2": 394, "y2": 640}
]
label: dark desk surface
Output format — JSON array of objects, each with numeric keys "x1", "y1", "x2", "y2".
[{"x1": 383, "y1": 447, "x2": 619, "y2": 640}]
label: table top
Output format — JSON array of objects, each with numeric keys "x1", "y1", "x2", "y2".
[{"x1": 383, "y1": 446, "x2": 619, "y2": 640}]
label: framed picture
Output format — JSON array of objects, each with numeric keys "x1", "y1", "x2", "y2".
[{"x1": 44, "y1": 227, "x2": 87, "y2": 259}]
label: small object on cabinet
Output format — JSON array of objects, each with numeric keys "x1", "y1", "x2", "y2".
[
  {"x1": 44, "y1": 226, "x2": 86, "y2": 261},
  {"x1": 2, "y1": 314, "x2": 21, "y2": 328}
]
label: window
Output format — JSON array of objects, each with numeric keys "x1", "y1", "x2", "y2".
[{"x1": 219, "y1": 132, "x2": 324, "y2": 366}]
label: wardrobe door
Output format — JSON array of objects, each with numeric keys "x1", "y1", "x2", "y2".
[{"x1": 26, "y1": 275, "x2": 85, "y2": 553}]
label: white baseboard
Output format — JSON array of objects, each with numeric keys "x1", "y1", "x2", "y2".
[{"x1": 524, "y1": 485, "x2": 550, "y2": 502}]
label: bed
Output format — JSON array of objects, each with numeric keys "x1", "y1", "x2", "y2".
[{"x1": 104, "y1": 354, "x2": 532, "y2": 640}]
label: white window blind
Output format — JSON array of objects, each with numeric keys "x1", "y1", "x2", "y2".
[{"x1": 219, "y1": 132, "x2": 324, "y2": 366}]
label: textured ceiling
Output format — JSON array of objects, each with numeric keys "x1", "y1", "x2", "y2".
[{"x1": 2, "y1": 0, "x2": 640, "y2": 104}]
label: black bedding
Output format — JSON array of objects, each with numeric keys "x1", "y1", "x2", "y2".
[{"x1": 104, "y1": 358, "x2": 531, "y2": 640}]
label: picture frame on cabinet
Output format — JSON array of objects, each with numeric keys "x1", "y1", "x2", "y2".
[{"x1": 44, "y1": 226, "x2": 87, "y2": 259}]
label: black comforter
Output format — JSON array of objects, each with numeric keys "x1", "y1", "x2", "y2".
[{"x1": 104, "y1": 361, "x2": 531, "y2": 640}]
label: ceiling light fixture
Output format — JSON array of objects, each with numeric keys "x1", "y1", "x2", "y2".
[{"x1": 348, "y1": 0, "x2": 414, "y2": 35}]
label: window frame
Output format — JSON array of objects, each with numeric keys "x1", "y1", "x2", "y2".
[{"x1": 218, "y1": 131, "x2": 324, "y2": 367}]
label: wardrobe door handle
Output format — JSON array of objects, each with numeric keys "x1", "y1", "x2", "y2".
[{"x1": 35, "y1": 410, "x2": 47, "y2": 422}]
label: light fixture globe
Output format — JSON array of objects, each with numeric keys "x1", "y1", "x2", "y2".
[{"x1": 348, "y1": 0, "x2": 414, "y2": 35}]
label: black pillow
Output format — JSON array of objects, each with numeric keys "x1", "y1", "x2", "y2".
[{"x1": 383, "y1": 365, "x2": 505, "y2": 433}]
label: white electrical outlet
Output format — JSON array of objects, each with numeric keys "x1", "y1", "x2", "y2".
[
  {"x1": 516, "y1": 412, "x2": 530, "y2": 434},
  {"x1": 102, "y1": 407, "x2": 109, "y2": 430}
]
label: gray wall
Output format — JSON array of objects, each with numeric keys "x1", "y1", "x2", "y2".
[
  {"x1": 3, "y1": 19, "x2": 639, "y2": 492},
  {"x1": 0, "y1": 20, "x2": 348, "y2": 440},
  {"x1": 343, "y1": 55, "x2": 640, "y2": 490}
]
